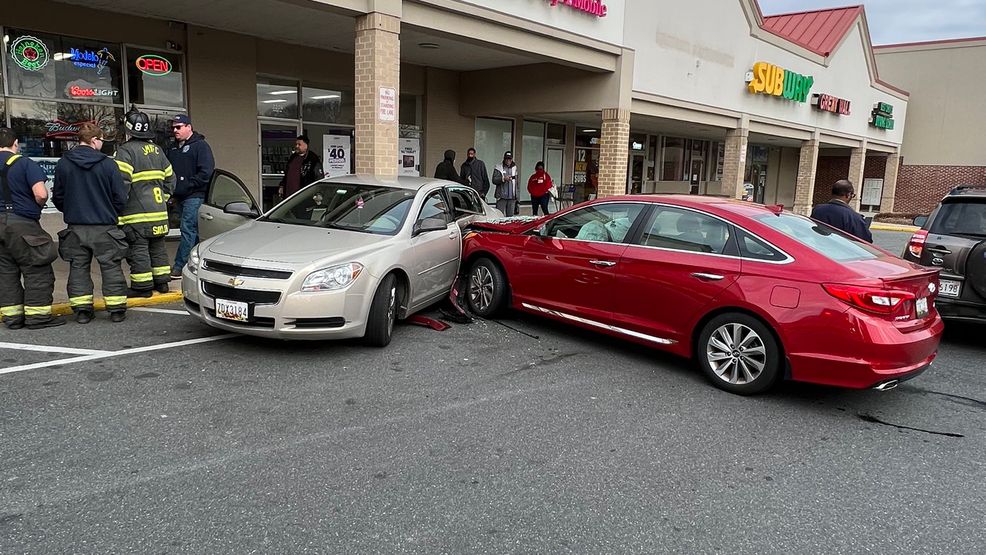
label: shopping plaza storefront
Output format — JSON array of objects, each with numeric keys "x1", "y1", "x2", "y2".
[{"x1": 3, "y1": 0, "x2": 910, "y2": 236}]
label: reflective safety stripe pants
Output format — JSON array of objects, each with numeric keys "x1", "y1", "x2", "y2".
[
  {"x1": 0, "y1": 214, "x2": 58, "y2": 327},
  {"x1": 57, "y1": 224, "x2": 129, "y2": 313},
  {"x1": 124, "y1": 224, "x2": 170, "y2": 290}
]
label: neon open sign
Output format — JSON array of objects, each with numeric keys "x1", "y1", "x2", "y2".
[{"x1": 135, "y1": 54, "x2": 172, "y2": 76}]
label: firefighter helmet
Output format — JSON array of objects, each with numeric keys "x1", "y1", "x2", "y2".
[{"x1": 124, "y1": 108, "x2": 155, "y2": 140}]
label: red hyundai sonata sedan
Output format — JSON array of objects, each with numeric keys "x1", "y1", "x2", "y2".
[{"x1": 461, "y1": 195, "x2": 943, "y2": 395}]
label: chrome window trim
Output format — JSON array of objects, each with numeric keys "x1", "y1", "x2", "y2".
[{"x1": 522, "y1": 303, "x2": 676, "y2": 345}]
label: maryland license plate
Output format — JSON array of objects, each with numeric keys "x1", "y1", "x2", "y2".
[
  {"x1": 938, "y1": 279, "x2": 961, "y2": 298},
  {"x1": 916, "y1": 297, "x2": 929, "y2": 318},
  {"x1": 215, "y1": 298, "x2": 249, "y2": 322}
]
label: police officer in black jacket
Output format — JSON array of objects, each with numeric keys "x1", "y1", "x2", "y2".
[
  {"x1": 0, "y1": 127, "x2": 65, "y2": 329},
  {"x1": 810, "y1": 179, "x2": 873, "y2": 242}
]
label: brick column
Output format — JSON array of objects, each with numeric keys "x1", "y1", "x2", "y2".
[
  {"x1": 721, "y1": 126, "x2": 749, "y2": 199},
  {"x1": 355, "y1": 12, "x2": 400, "y2": 177},
  {"x1": 847, "y1": 141, "x2": 867, "y2": 210},
  {"x1": 597, "y1": 108, "x2": 630, "y2": 198},
  {"x1": 880, "y1": 150, "x2": 901, "y2": 213},
  {"x1": 793, "y1": 137, "x2": 820, "y2": 215}
]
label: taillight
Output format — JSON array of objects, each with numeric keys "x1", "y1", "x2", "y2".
[
  {"x1": 907, "y1": 230, "x2": 928, "y2": 258},
  {"x1": 823, "y1": 283, "x2": 916, "y2": 317}
]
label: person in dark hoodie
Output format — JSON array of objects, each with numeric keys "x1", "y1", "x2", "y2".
[
  {"x1": 434, "y1": 149, "x2": 466, "y2": 185},
  {"x1": 53, "y1": 123, "x2": 130, "y2": 323},
  {"x1": 166, "y1": 114, "x2": 215, "y2": 278}
]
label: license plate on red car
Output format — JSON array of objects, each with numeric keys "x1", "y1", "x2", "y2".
[{"x1": 916, "y1": 297, "x2": 929, "y2": 318}]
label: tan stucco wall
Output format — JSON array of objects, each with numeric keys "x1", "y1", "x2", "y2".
[
  {"x1": 2, "y1": 0, "x2": 178, "y2": 47},
  {"x1": 875, "y1": 43, "x2": 986, "y2": 166},
  {"x1": 460, "y1": 63, "x2": 622, "y2": 117},
  {"x1": 422, "y1": 68, "x2": 475, "y2": 175}
]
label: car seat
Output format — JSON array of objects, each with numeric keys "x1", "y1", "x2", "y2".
[
  {"x1": 575, "y1": 219, "x2": 611, "y2": 242},
  {"x1": 675, "y1": 213, "x2": 706, "y2": 246},
  {"x1": 700, "y1": 219, "x2": 727, "y2": 253}
]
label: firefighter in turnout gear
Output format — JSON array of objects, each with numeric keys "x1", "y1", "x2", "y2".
[
  {"x1": 52, "y1": 123, "x2": 130, "y2": 324},
  {"x1": 117, "y1": 109, "x2": 176, "y2": 296},
  {"x1": 0, "y1": 127, "x2": 66, "y2": 330}
]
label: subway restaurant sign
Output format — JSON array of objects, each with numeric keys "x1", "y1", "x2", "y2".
[
  {"x1": 870, "y1": 102, "x2": 895, "y2": 130},
  {"x1": 747, "y1": 62, "x2": 814, "y2": 103}
]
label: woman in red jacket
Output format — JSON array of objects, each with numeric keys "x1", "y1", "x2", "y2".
[{"x1": 527, "y1": 161, "x2": 553, "y2": 216}]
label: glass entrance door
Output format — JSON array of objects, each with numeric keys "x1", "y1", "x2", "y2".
[{"x1": 259, "y1": 121, "x2": 300, "y2": 210}]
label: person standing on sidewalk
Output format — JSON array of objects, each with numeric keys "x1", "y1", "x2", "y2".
[
  {"x1": 52, "y1": 123, "x2": 129, "y2": 323},
  {"x1": 527, "y1": 161, "x2": 554, "y2": 217},
  {"x1": 116, "y1": 109, "x2": 176, "y2": 297},
  {"x1": 459, "y1": 148, "x2": 491, "y2": 198},
  {"x1": 277, "y1": 135, "x2": 323, "y2": 200},
  {"x1": 810, "y1": 179, "x2": 873, "y2": 243},
  {"x1": 492, "y1": 151, "x2": 519, "y2": 217},
  {"x1": 166, "y1": 114, "x2": 215, "y2": 278},
  {"x1": 0, "y1": 127, "x2": 65, "y2": 330}
]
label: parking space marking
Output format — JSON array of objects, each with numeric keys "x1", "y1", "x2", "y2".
[
  {"x1": 0, "y1": 334, "x2": 237, "y2": 376},
  {"x1": 0, "y1": 342, "x2": 110, "y2": 356},
  {"x1": 131, "y1": 307, "x2": 190, "y2": 316}
]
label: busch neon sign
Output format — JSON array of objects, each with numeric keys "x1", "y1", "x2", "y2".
[
  {"x1": 136, "y1": 54, "x2": 172, "y2": 76},
  {"x1": 548, "y1": 0, "x2": 607, "y2": 17}
]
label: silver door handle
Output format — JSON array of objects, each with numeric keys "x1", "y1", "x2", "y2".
[
  {"x1": 589, "y1": 260, "x2": 617, "y2": 267},
  {"x1": 691, "y1": 272, "x2": 724, "y2": 281},
  {"x1": 201, "y1": 213, "x2": 213, "y2": 220},
  {"x1": 448, "y1": 231, "x2": 458, "y2": 240}
]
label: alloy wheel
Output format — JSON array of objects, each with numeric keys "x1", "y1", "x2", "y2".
[
  {"x1": 469, "y1": 266, "x2": 494, "y2": 312},
  {"x1": 706, "y1": 323, "x2": 767, "y2": 385}
]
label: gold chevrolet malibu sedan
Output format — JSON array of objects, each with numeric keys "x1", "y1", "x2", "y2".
[{"x1": 182, "y1": 175, "x2": 503, "y2": 346}]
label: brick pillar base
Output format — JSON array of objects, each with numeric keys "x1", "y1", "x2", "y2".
[
  {"x1": 847, "y1": 143, "x2": 867, "y2": 211},
  {"x1": 881, "y1": 151, "x2": 901, "y2": 213},
  {"x1": 355, "y1": 12, "x2": 400, "y2": 177},
  {"x1": 722, "y1": 127, "x2": 749, "y2": 199},
  {"x1": 794, "y1": 139, "x2": 819, "y2": 215},
  {"x1": 597, "y1": 108, "x2": 630, "y2": 198}
]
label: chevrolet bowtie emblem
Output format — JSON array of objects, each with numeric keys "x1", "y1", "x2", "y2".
[{"x1": 228, "y1": 277, "x2": 244, "y2": 287}]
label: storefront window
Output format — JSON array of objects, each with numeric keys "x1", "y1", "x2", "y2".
[
  {"x1": 257, "y1": 78, "x2": 299, "y2": 119},
  {"x1": 126, "y1": 48, "x2": 184, "y2": 108},
  {"x1": 661, "y1": 137, "x2": 685, "y2": 181},
  {"x1": 474, "y1": 117, "x2": 513, "y2": 203},
  {"x1": 8, "y1": 98, "x2": 123, "y2": 157},
  {"x1": 5, "y1": 29, "x2": 123, "y2": 105},
  {"x1": 546, "y1": 123, "x2": 566, "y2": 146},
  {"x1": 302, "y1": 86, "x2": 353, "y2": 125},
  {"x1": 522, "y1": 120, "x2": 545, "y2": 189}
]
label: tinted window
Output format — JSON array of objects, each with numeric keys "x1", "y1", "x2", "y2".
[
  {"x1": 447, "y1": 187, "x2": 483, "y2": 217},
  {"x1": 754, "y1": 212, "x2": 880, "y2": 262},
  {"x1": 264, "y1": 182, "x2": 414, "y2": 234},
  {"x1": 639, "y1": 207, "x2": 732, "y2": 254},
  {"x1": 930, "y1": 201, "x2": 986, "y2": 237},
  {"x1": 736, "y1": 230, "x2": 787, "y2": 262},
  {"x1": 546, "y1": 203, "x2": 644, "y2": 243}
]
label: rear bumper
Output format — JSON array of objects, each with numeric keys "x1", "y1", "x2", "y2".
[{"x1": 933, "y1": 297, "x2": 986, "y2": 323}]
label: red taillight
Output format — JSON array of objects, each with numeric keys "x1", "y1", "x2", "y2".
[
  {"x1": 907, "y1": 230, "x2": 928, "y2": 258},
  {"x1": 823, "y1": 283, "x2": 916, "y2": 316}
]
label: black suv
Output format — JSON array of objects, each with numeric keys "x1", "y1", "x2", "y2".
[{"x1": 903, "y1": 185, "x2": 986, "y2": 322}]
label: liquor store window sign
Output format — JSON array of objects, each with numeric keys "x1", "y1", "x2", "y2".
[{"x1": 5, "y1": 29, "x2": 122, "y2": 105}]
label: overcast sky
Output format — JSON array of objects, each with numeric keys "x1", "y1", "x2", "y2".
[{"x1": 757, "y1": 0, "x2": 986, "y2": 45}]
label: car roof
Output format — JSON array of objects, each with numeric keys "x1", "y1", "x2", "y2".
[
  {"x1": 317, "y1": 175, "x2": 455, "y2": 191},
  {"x1": 600, "y1": 194, "x2": 784, "y2": 218},
  {"x1": 944, "y1": 185, "x2": 986, "y2": 199}
]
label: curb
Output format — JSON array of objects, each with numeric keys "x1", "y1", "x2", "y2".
[
  {"x1": 52, "y1": 291, "x2": 184, "y2": 317},
  {"x1": 870, "y1": 223, "x2": 919, "y2": 233}
]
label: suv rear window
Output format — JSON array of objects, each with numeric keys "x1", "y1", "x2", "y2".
[
  {"x1": 753, "y1": 213, "x2": 880, "y2": 262},
  {"x1": 930, "y1": 201, "x2": 986, "y2": 237}
]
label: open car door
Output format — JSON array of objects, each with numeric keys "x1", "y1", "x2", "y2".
[{"x1": 198, "y1": 169, "x2": 260, "y2": 241}]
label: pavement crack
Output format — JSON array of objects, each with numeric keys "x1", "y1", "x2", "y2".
[
  {"x1": 899, "y1": 385, "x2": 986, "y2": 410},
  {"x1": 857, "y1": 413, "x2": 964, "y2": 438},
  {"x1": 485, "y1": 318, "x2": 540, "y2": 340},
  {"x1": 503, "y1": 352, "x2": 584, "y2": 376}
]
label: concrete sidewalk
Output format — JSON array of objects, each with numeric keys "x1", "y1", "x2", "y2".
[{"x1": 50, "y1": 238, "x2": 181, "y2": 305}]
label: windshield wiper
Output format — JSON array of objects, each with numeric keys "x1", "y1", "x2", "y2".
[{"x1": 323, "y1": 222, "x2": 366, "y2": 232}]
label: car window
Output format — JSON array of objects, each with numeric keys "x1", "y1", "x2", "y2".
[
  {"x1": 736, "y1": 230, "x2": 788, "y2": 262},
  {"x1": 545, "y1": 203, "x2": 643, "y2": 243},
  {"x1": 753, "y1": 212, "x2": 880, "y2": 262},
  {"x1": 416, "y1": 191, "x2": 451, "y2": 225},
  {"x1": 263, "y1": 182, "x2": 414, "y2": 235},
  {"x1": 930, "y1": 201, "x2": 986, "y2": 237},
  {"x1": 447, "y1": 187, "x2": 483, "y2": 217},
  {"x1": 638, "y1": 207, "x2": 732, "y2": 254},
  {"x1": 208, "y1": 173, "x2": 253, "y2": 209}
]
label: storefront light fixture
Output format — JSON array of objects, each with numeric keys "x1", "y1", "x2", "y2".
[
  {"x1": 311, "y1": 94, "x2": 340, "y2": 100},
  {"x1": 268, "y1": 90, "x2": 296, "y2": 95},
  {"x1": 418, "y1": 42, "x2": 440, "y2": 49},
  {"x1": 581, "y1": 128, "x2": 597, "y2": 133},
  {"x1": 262, "y1": 99, "x2": 287, "y2": 104},
  {"x1": 53, "y1": 52, "x2": 72, "y2": 61}
]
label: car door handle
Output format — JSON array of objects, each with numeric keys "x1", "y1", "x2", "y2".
[
  {"x1": 448, "y1": 230, "x2": 458, "y2": 240},
  {"x1": 926, "y1": 246, "x2": 951, "y2": 255},
  {"x1": 201, "y1": 213, "x2": 214, "y2": 221},
  {"x1": 691, "y1": 272, "x2": 724, "y2": 281},
  {"x1": 589, "y1": 260, "x2": 617, "y2": 267}
]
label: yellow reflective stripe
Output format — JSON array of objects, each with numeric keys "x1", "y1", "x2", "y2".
[
  {"x1": 130, "y1": 272, "x2": 153, "y2": 283},
  {"x1": 132, "y1": 170, "x2": 167, "y2": 182},
  {"x1": 104, "y1": 296, "x2": 128, "y2": 307},
  {"x1": 115, "y1": 160, "x2": 134, "y2": 175},
  {"x1": 6, "y1": 154, "x2": 22, "y2": 166},
  {"x1": 69, "y1": 295, "x2": 94, "y2": 307},
  {"x1": 163, "y1": 165, "x2": 174, "y2": 177},
  {"x1": 24, "y1": 306, "x2": 52, "y2": 316},
  {"x1": 118, "y1": 211, "x2": 169, "y2": 225},
  {"x1": 152, "y1": 266, "x2": 172, "y2": 276},
  {"x1": 1, "y1": 305, "x2": 25, "y2": 316}
]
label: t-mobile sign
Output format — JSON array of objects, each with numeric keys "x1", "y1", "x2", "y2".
[{"x1": 549, "y1": 0, "x2": 608, "y2": 17}]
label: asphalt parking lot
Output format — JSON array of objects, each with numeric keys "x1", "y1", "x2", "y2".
[{"x1": 1, "y1": 229, "x2": 983, "y2": 553}]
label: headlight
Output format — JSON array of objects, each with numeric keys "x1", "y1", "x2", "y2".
[
  {"x1": 301, "y1": 263, "x2": 364, "y2": 292},
  {"x1": 188, "y1": 245, "x2": 201, "y2": 275}
]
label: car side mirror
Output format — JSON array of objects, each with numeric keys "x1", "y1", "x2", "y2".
[
  {"x1": 912, "y1": 215, "x2": 928, "y2": 228},
  {"x1": 224, "y1": 201, "x2": 259, "y2": 219},
  {"x1": 414, "y1": 217, "x2": 447, "y2": 236}
]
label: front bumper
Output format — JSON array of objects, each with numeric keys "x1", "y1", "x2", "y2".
[{"x1": 182, "y1": 262, "x2": 376, "y2": 340}]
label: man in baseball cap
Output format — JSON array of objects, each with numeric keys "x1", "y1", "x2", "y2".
[{"x1": 166, "y1": 113, "x2": 215, "y2": 278}]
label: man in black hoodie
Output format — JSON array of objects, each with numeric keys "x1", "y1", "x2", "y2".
[
  {"x1": 166, "y1": 114, "x2": 215, "y2": 278},
  {"x1": 53, "y1": 123, "x2": 129, "y2": 323},
  {"x1": 434, "y1": 150, "x2": 466, "y2": 185}
]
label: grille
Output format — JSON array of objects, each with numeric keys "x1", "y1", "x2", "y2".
[
  {"x1": 293, "y1": 317, "x2": 346, "y2": 329},
  {"x1": 202, "y1": 281, "x2": 281, "y2": 304},
  {"x1": 203, "y1": 259, "x2": 292, "y2": 280}
]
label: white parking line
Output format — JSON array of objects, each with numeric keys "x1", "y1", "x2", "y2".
[
  {"x1": 0, "y1": 334, "x2": 238, "y2": 376},
  {"x1": 131, "y1": 307, "x2": 190, "y2": 316},
  {"x1": 0, "y1": 342, "x2": 110, "y2": 356}
]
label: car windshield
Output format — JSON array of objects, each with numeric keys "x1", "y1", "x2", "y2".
[
  {"x1": 930, "y1": 201, "x2": 986, "y2": 237},
  {"x1": 753, "y1": 212, "x2": 881, "y2": 262},
  {"x1": 262, "y1": 182, "x2": 415, "y2": 235}
]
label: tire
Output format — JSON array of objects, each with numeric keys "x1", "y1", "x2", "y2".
[
  {"x1": 963, "y1": 240, "x2": 986, "y2": 299},
  {"x1": 364, "y1": 274, "x2": 398, "y2": 347},
  {"x1": 696, "y1": 313, "x2": 781, "y2": 395},
  {"x1": 466, "y1": 258, "x2": 508, "y2": 318}
]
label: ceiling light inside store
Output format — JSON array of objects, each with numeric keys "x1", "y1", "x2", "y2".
[
  {"x1": 581, "y1": 129, "x2": 597, "y2": 133},
  {"x1": 418, "y1": 42, "x2": 440, "y2": 49},
  {"x1": 311, "y1": 95, "x2": 341, "y2": 100},
  {"x1": 268, "y1": 90, "x2": 297, "y2": 95},
  {"x1": 53, "y1": 52, "x2": 71, "y2": 61},
  {"x1": 262, "y1": 99, "x2": 287, "y2": 104}
]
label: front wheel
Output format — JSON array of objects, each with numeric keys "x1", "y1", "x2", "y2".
[
  {"x1": 364, "y1": 274, "x2": 398, "y2": 347},
  {"x1": 466, "y1": 258, "x2": 507, "y2": 317},
  {"x1": 696, "y1": 313, "x2": 781, "y2": 395}
]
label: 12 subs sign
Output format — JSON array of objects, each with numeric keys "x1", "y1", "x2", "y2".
[{"x1": 323, "y1": 135, "x2": 351, "y2": 177}]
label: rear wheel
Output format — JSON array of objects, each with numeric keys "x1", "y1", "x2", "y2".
[
  {"x1": 697, "y1": 313, "x2": 781, "y2": 395},
  {"x1": 466, "y1": 258, "x2": 507, "y2": 317},
  {"x1": 964, "y1": 241, "x2": 986, "y2": 299},
  {"x1": 364, "y1": 274, "x2": 398, "y2": 347}
]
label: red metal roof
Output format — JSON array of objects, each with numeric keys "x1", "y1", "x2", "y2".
[{"x1": 762, "y1": 5, "x2": 863, "y2": 57}]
